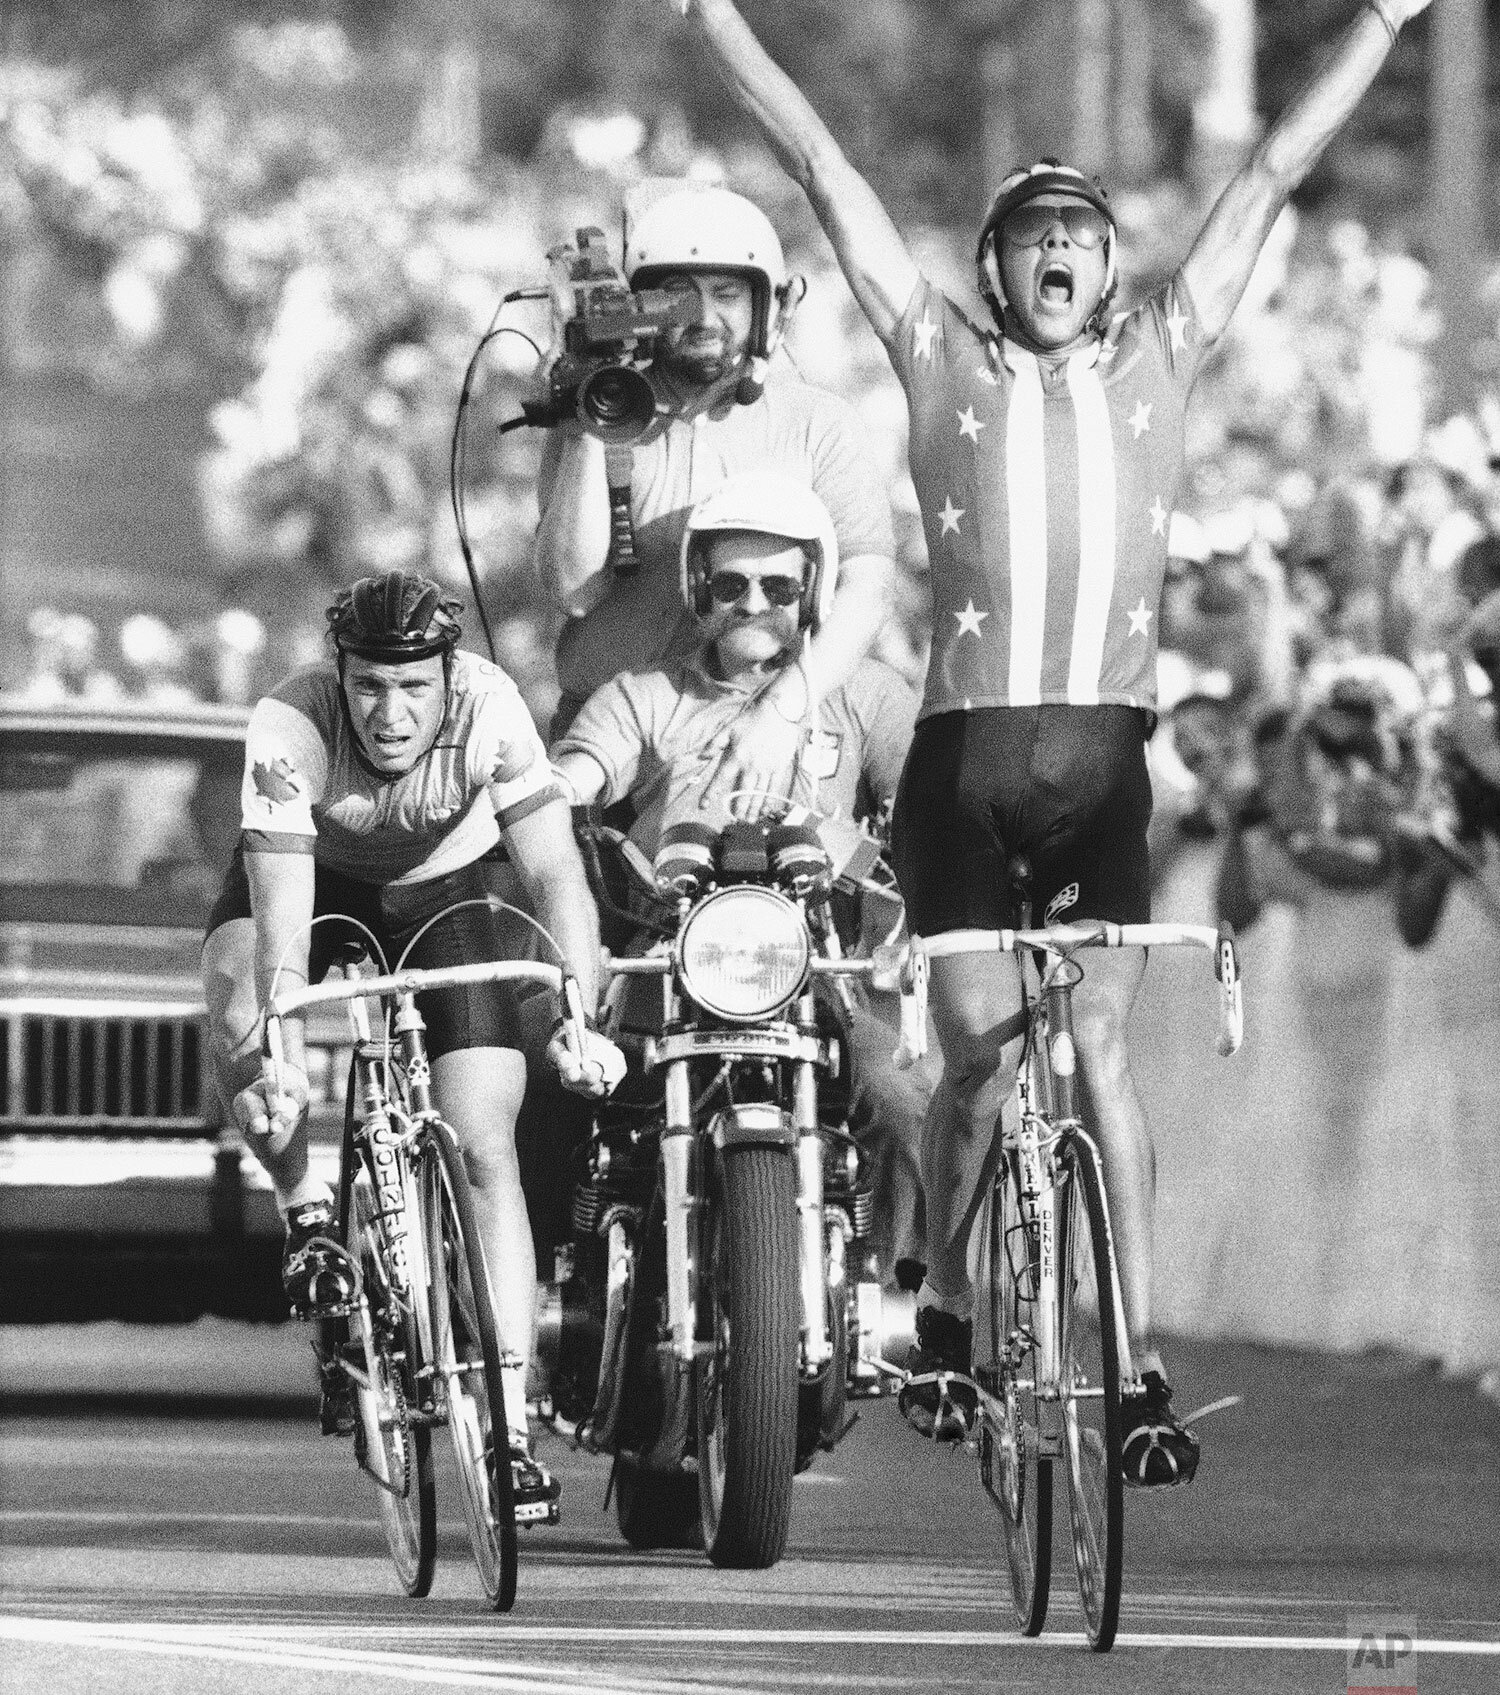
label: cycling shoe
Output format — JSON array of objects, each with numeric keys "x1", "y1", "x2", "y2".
[
  {"x1": 898, "y1": 1306, "x2": 978, "y2": 1442},
  {"x1": 1121, "y1": 1369, "x2": 1200, "y2": 1487},
  {"x1": 281, "y1": 1200, "x2": 356, "y2": 1317},
  {"x1": 507, "y1": 1436, "x2": 562, "y2": 1526}
]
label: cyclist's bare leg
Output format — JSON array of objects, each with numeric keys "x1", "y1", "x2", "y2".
[
  {"x1": 1069, "y1": 948, "x2": 1163, "y2": 1381},
  {"x1": 431, "y1": 1045, "x2": 532, "y2": 1440},
  {"x1": 922, "y1": 951, "x2": 1026, "y2": 1306}
]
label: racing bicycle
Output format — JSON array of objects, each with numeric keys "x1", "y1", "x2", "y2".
[
  {"x1": 897, "y1": 860, "x2": 1243, "y2": 1652},
  {"x1": 261, "y1": 929, "x2": 585, "y2": 1612}
]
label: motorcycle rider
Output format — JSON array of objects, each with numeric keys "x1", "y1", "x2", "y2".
[
  {"x1": 201, "y1": 569, "x2": 624, "y2": 1503},
  {"x1": 533, "y1": 179, "x2": 898, "y2": 807},
  {"x1": 551, "y1": 472, "x2": 927, "y2": 1275}
]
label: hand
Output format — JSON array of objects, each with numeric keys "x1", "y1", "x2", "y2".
[
  {"x1": 706, "y1": 700, "x2": 804, "y2": 821},
  {"x1": 547, "y1": 1021, "x2": 627, "y2": 1099},
  {"x1": 233, "y1": 1064, "x2": 309, "y2": 1159}
]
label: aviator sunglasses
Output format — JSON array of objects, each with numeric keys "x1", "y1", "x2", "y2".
[
  {"x1": 707, "y1": 570, "x2": 804, "y2": 607},
  {"x1": 1000, "y1": 202, "x2": 1111, "y2": 250}
]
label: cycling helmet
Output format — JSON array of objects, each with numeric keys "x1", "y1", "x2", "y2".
[
  {"x1": 975, "y1": 159, "x2": 1118, "y2": 335},
  {"x1": 624, "y1": 184, "x2": 788, "y2": 359},
  {"x1": 326, "y1": 570, "x2": 464, "y2": 663},
  {"x1": 680, "y1": 472, "x2": 839, "y2": 633}
]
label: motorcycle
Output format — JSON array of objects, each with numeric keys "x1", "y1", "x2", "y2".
[{"x1": 536, "y1": 812, "x2": 917, "y2": 1568}]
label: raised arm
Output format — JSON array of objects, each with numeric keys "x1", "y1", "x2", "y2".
[
  {"x1": 1183, "y1": 0, "x2": 1433, "y2": 342},
  {"x1": 673, "y1": 0, "x2": 920, "y2": 343},
  {"x1": 533, "y1": 428, "x2": 614, "y2": 619}
]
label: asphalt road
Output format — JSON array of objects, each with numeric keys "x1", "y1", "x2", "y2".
[{"x1": 2, "y1": 1323, "x2": 1498, "y2": 1694}]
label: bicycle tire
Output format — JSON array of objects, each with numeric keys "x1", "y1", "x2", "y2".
[
  {"x1": 1058, "y1": 1133, "x2": 1124, "y2": 1652},
  {"x1": 347, "y1": 1173, "x2": 436, "y2": 1597},
  {"x1": 977, "y1": 1150, "x2": 1052, "y2": 1635},
  {"x1": 696, "y1": 1145, "x2": 800, "y2": 1569},
  {"x1": 423, "y1": 1121, "x2": 518, "y2": 1613}
]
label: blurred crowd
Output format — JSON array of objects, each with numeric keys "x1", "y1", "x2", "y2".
[
  {"x1": 11, "y1": 605, "x2": 270, "y2": 708},
  {"x1": 1146, "y1": 397, "x2": 1500, "y2": 950}
]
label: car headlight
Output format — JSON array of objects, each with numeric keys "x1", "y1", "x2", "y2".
[{"x1": 677, "y1": 886, "x2": 811, "y2": 1022}]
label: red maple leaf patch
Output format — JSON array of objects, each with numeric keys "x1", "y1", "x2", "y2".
[{"x1": 251, "y1": 755, "x2": 302, "y2": 807}]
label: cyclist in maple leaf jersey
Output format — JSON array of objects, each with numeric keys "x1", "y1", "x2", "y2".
[
  {"x1": 668, "y1": 0, "x2": 1434, "y2": 1477},
  {"x1": 202, "y1": 570, "x2": 623, "y2": 1494}
]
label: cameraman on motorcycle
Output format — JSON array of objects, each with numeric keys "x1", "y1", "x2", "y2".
[
  {"x1": 550, "y1": 472, "x2": 928, "y2": 1277},
  {"x1": 533, "y1": 181, "x2": 897, "y2": 791}
]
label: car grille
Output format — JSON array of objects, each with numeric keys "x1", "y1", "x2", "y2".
[{"x1": 0, "y1": 1004, "x2": 209, "y2": 1133}]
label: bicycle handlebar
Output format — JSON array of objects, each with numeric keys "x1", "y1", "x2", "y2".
[
  {"x1": 258, "y1": 959, "x2": 573, "y2": 1116},
  {"x1": 911, "y1": 919, "x2": 1244, "y2": 1061}
]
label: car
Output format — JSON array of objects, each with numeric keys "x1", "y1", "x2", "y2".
[{"x1": 0, "y1": 696, "x2": 349, "y2": 1322}]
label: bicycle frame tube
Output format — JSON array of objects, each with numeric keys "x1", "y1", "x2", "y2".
[
  {"x1": 1014, "y1": 1044, "x2": 1058, "y2": 1419},
  {"x1": 344, "y1": 987, "x2": 436, "y2": 1402}
]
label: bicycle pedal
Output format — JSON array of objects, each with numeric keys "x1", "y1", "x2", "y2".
[{"x1": 514, "y1": 1498, "x2": 561, "y2": 1527}]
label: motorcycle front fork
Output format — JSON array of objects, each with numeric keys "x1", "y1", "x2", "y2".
[{"x1": 658, "y1": 991, "x2": 832, "y2": 1375}]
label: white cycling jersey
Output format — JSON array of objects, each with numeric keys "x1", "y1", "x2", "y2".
[{"x1": 239, "y1": 650, "x2": 560, "y2": 885}]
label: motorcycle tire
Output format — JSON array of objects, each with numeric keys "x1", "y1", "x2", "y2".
[
  {"x1": 696, "y1": 1144, "x2": 800, "y2": 1569},
  {"x1": 614, "y1": 1456, "x2": 703, "y2": 1551}
]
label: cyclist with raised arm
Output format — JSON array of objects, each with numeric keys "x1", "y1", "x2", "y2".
[
  {"x1": 533, "y1": 179, "x2": 898, "y2": 802},
  {"x1": 671, "y1": 0, "x2": 1433, "y2": 1479},
  {"x1": 201, "y1": 569, "x2": 623, "y2": 1506}
]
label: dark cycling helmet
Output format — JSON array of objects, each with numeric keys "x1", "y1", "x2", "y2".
[
  {"x1": 326, "y1": 570, "x2": 464, "y2": 663},
  {"x1": 975, "y1": 158, "x2": 1118, "y2": 335}
]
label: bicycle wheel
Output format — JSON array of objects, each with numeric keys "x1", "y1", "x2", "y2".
[
  {"x1": 1058, "y1": 1134, "x2": 1123, "y2": 1652},
  {"x1": 696, "y1": 1144, "x2": 800, "y2": 1569},
  {"x1": 976, "y1": 1151, "x2": 1051, "y2": 1635},
  {"x1": 346, "y1": 1174, "x2": 436, "y2": 1596},
  {"x1": 423, "y1": 1121, "x2": 518, "y2": 1612}
]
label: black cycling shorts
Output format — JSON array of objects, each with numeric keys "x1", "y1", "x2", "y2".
[
  {"x1": 891, "y1": 705, "x2": 1153, "y2": 935},
  {"x1": 206, "y1": 848, "x2": 523, "y2": 1058}
]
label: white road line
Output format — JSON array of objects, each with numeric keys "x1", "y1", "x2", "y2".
[
  {"x1": 5, "y1": 1616, "x2": 1498, "y2": 1659},
  {"x1": 0, "y1": 1508, "x2": 466, "y2": 1532},
  {"x1": 0, "y1": 1620, "x2": 721, "y2": 1695}
]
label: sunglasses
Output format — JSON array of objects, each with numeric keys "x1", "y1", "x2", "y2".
[
  {"x1": 999, "y1": 203, "x2": 1110, "y2": 251},
  {"x1": 707, "y1": 571, "x2": 803, "y2": 607}
]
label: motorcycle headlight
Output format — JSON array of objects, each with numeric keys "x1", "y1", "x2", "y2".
[{"x1": 677, "y1": 886, "x2": 811, "y2": 1022}]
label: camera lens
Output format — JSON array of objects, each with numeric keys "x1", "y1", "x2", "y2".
[{"x1": 579, "y1": 365, "x2": 656, "y2": 442}]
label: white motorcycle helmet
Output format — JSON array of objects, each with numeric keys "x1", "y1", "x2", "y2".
[
  {"x1": 625, "y1": 182, "x2": 791, "y2": 362},
  {"x1": 680, "y1": 471, "x2": 839, "y2": 633}
]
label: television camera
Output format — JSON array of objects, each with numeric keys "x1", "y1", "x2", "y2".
[{"x1": 527, "y1": 226, "x2": 693, "y2": 445}]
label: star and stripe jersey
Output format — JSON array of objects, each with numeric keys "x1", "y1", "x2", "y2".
[
  {"x1": 238, "y1": 650, "x2": 562, "y2": 886},
  {"x1": 887, "y1": 273, "x2": 1212, "y2": 720}
]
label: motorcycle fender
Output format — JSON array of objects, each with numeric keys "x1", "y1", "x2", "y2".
[{"x1": 709, "y1": 1103, "x2": 796, "y2": 1150}]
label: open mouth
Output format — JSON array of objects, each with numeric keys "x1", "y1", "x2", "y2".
[{"x1": 1038, "y1": 263, "x2": 1074, "y2": 307}]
